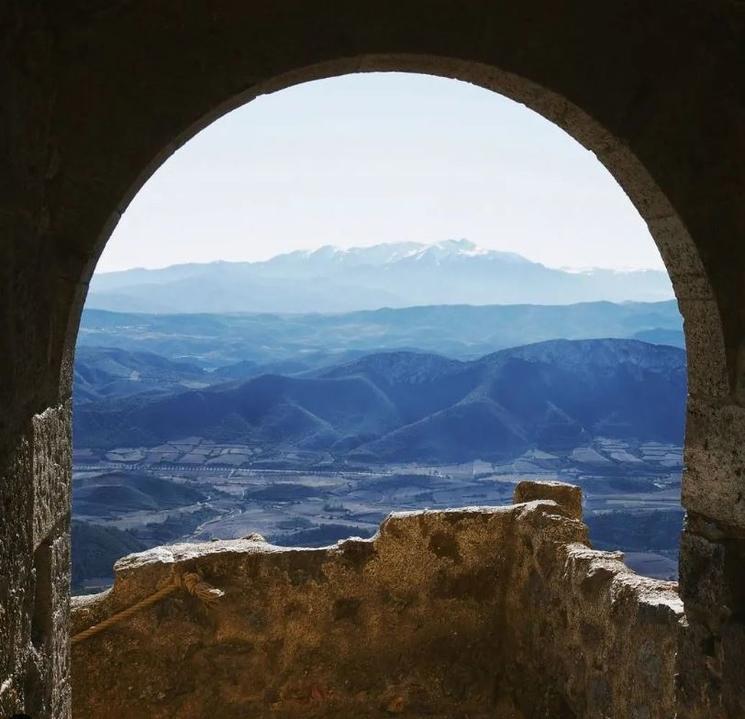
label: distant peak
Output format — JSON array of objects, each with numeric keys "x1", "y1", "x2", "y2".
[
  {"x1": 440, "y1": 238, "x2": 477, "y2": 250},
  {"x1": 282, "y1": 239, "x2": 515, "y2": 263},
  {"x1": 398, "y1": 238, "x2": 533, "y2": 264}
]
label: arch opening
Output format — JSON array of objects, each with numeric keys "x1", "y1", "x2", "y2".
[
  {"x1": 70, "y1": 69, "x2": 701, "y2": 594},
  {"x1": 63, "y1": 54, "x2": 727, "y2": 404}
]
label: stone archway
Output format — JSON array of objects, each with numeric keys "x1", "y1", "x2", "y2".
[
  {"x1": 74, "y1": 54, "x2": 727, "y2": 389},
  {"x1": 2, "y1": 4, "x2": 743, "y2": 717}
]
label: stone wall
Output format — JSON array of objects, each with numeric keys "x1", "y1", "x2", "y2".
[
  {"x1": 71, "y1": 482, "x2": 682, "y2": 718},
  {"x1": 505, "y1": 483, "x2": 683, "y2": 718},
  {"x1": 0, "y1": 404, "x2": 72, "y2": 719}
]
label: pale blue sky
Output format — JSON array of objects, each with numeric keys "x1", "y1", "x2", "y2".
[{"x1": 98, "y1": 72, "x2": 664, "y2": 273}]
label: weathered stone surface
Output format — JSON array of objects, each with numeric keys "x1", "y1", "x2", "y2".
[
  {"x1": 0, "y1": 404, "x2": 71, "y2": 719},
  {"x1": 32, "y1": 404, "x2": 72, "y2": 551},
  {"x1": 683, "y1": 399, "x2": 745, "y2": 531},
  {"x1": 513, "y1": 479, "x2": 583, "y2": 519},
  {"x1": 676, "y1": 525, "x2": 745, "y2": 719},
  {"x1": 73, "y1": 507, "x2": 517, "y2": 718},
  {"x1": 505, "y1": 501, "x2": 682, "y2": 718},
  {"x1": 71, "y1": 490, "x2": 682, "y2": 719},
  {"x1": 0, "y1": 430, "x2": 34, "y2": 718},
  {"x1": 676, "y1": 299, "x2": 730, "y2": 400}
]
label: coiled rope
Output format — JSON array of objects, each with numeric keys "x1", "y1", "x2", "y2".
[{"x1": 71, "y1": 570, "x2": 224, "y2": 645}]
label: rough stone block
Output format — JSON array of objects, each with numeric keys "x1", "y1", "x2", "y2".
[
  {"x1": 513, "y1": 480, "x2": 583, "y2": 520},
  {"x1": 647, "y1": 215, "x2": 712, "y2": 298},
  {"x1": 678, "y1": 530, "x2": 727, "y2": 614},
  {"x1": 31, "y1": 403, "x2": 72, "y2": 550},
  {"x1": 676, "y1": 299, "x2": 730, "y2": 400},
  {"x1": 682, "y1": 399, "x2": 745, "y2": 530}
]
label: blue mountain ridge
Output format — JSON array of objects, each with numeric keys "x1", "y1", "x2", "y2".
[{"x1": 74, "y1": 338, "x2": 686, "y2": 464}]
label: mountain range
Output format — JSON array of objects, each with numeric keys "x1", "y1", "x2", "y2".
[
  {"x1": 77, "y1": 299, "x2": 684, "y2": 371},
  {"x1": 87, "y1": 240, "x2": 674, "y2": 313},
  {"x1": 74, "y1": 338, "x2": 687, "y2": 463}
]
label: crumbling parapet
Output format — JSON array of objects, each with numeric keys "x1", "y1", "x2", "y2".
[{"x1": 71, "y1": 482, "x2": 683, "y2": 718}]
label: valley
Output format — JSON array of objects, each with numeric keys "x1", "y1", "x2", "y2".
[
  {"x1": 72, "y1": 435, "x2": 683, "y2": 592},
  {"x1": 71, "y1": 296, "x2": 688, "y2": 593}
]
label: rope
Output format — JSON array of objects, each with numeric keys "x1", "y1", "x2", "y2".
[{"x1": 71, "y1": 571, "x2": 224, "y2": 645}]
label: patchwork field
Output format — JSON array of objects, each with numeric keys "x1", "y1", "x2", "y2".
[{"x1": 72, "y1": 436, "x2": 683, "y2": 592}]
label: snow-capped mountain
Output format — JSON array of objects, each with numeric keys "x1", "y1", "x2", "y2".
[{"x1": 88, "y1": 240, "x2": 673, "y2": 314}]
